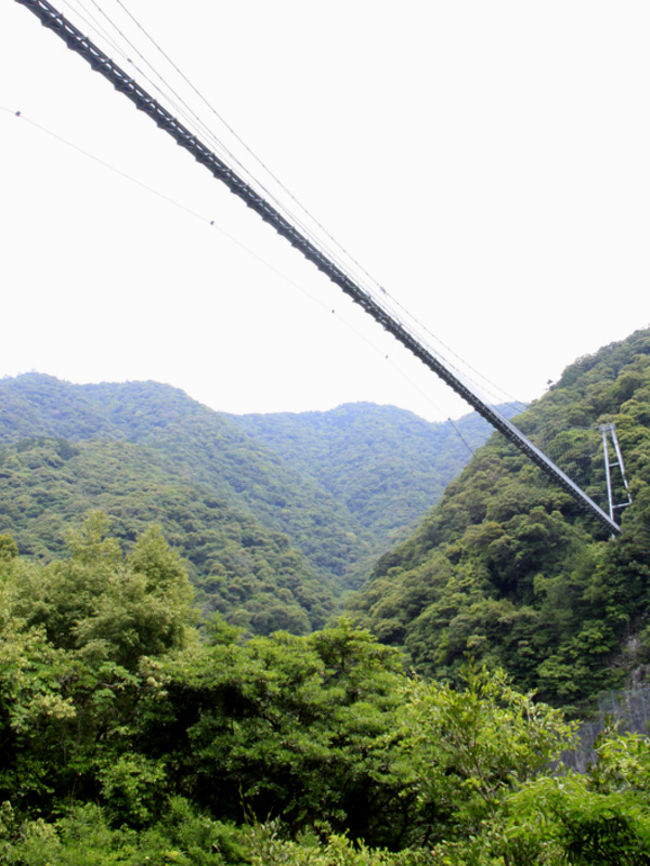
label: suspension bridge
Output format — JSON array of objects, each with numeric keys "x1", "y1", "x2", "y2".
[{"x1": 14, "y1": 0, "x2": 623, "y2": 536}]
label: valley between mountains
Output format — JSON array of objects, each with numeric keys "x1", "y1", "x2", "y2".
[{"x1": 1, "y1": 328, "x2": 649, "y2": 863}]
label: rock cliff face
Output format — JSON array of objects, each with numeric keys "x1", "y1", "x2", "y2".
[{"x1": 566, "y1": 683, "x2": 650, "y2": 772}]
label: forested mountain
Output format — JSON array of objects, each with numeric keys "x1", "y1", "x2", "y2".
[
  {"x1": 0, "y1": 376, "x2": 502, "y2": 573},
  {"x1": 0, "y1": 375, "x2": 369, "y2": 583},
  {"x1": 230, "y1": 401, "x2": 523, "y2": 550},
  {"x1": 0, "y1": 437, "x2": 334, "y2": 634},
  {"x1": 350, "y1": 327, "x2": 650, "y2": 711},
  {"x1": 2, "y1": 333, "x2": 650, "y2": 863},
  {"x1": 0, "y1": 374, "x2": 493, "y2": 629}
]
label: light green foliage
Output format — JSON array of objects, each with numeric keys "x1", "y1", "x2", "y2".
[
  {"x1": 76, "y1": 522, "x2": 196, "y2": 667},
  {"x1": 0, "y1": 515, "x2": 197, "y2": 814},
  {"x1": 8, "y1": 513, "x2": 195, "y2": 667},
  {"x1": 99, "y1": 754, "x2": 167, "y2": 827},
  {"x1": 0, "y1": 533, "x2": 18, "y2": 564},
  {"x1": 400, "y1": 663, "x2": 576, "y2": 846},
  {"x1": 504, "y1": 732, "x2": 650, "y2": 865},
  {"x1": 244, "y1": 821, "x2": 432, "y2": 865},
  {"x1": 0, "y1": 800, "x2": 246, "y2": 865}
]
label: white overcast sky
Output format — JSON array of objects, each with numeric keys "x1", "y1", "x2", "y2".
[{"x1": 1, "y1": 1, "x2": 648, "y2": 422}]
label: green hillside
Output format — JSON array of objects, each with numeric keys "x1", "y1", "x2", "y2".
[
  {"x1": 0, "y1": 436, "x2": 333, "y2": 634},
  {"x1": 0, "y1": 374, "x2": 498, "y2": 631},
  {"x1": 0, "y1": 375, "x2": 372, "y2": 583},
  {"x1": 231, "y1": 402, "x2": 523, "y2": 550},
  {"x1": 350, "y1": 327, "x2": 650, "y2": 710},
  {"x1": 0, "y1": 374, "x2": 497, "y2": 592}
]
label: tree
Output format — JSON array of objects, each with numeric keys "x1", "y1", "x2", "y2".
[{"x1": 400, "y1": 662, "x2": 576, "y2": 847}]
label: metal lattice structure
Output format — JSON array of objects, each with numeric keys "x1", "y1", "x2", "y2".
[
  {"x1": 601, "y1": 423, "x2": 632, "y2": 525},
  {"x1": 15, "y1": 0, "x2": 622, "y2": 536}
]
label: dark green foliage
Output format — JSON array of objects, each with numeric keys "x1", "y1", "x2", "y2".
[
  {"x1": 3, "y1": 332, "x2": 650, "y2": 861},
  {"x1": 157, "y1": 624, "x2": 414, "y2": 847},
  {"x1": 0, "y1": 523, "x2": 430, "y2": 855},
  {"x1": 1, "y1": 332, "x2": 650, "y2": 863},
  {"x1": 351, "y1": 328, "x2": 650, "y2": 709}
]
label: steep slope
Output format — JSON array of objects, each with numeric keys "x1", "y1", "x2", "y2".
[
  {"x1": 0, "y1": 435, "x2": 334, "y2": 633},
  {"x1": 351, "y1": 328, "x2": 650, "y2": 709}
]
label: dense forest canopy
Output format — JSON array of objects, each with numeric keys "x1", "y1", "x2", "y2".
[
  {"x1": 351, "y1": 327, "x2": 650, "y2": 711},
  {"x1": 0, "y1": 435, "x2": 335, "y2": 636},
  {"x1": 2, "y1": 516, "x2": 650, "y2": 864},
  {"x1": 229, "y1": 402, "x2": 522, "y2": 550},
  {"x1": 0, "y1": 376, "x2": 369, "y2": 584}
]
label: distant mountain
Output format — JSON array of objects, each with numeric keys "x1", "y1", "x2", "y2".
[
  {"x1": 0, "y1": 375, "x2": 370, "y2": 583},
  {"x1": 349, "y1": 327, "x2": 650, "y2": 710},
  {"x1": 230, "y1": 402, "x2": 524, "y2": 558},
  {"x1": 0, "y1": 373, "x2": 500, "y2": 630}
]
